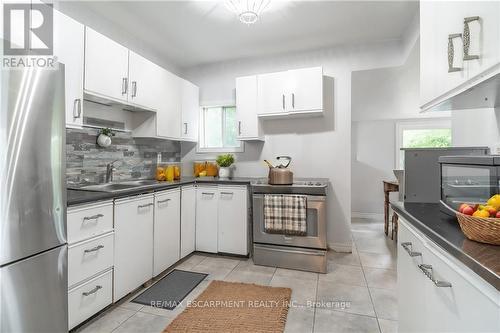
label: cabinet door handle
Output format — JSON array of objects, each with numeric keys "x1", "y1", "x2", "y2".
[
  {"x1": 122, "y1": 77, "x2": 128, "y2": 95},
  {"x1": 463, "y1": 16, "x2": 480, "y2": 61},
  {"x1": 83, "y1": 214, "x2": 104, "y2": 222},
  {"x1": 447, "y1": 33, "x2": 462, "y2": 73},
  {"x1": 157, "y1": 198, "x2": 171, "y2": 204},
  {"x1": 292, "y1": 93, "x2": 295, "y2": 108},
  {"x1": 131, "y1": 81, "x2": 137, "y2": 97},
  {"x1": 184, "y1": 122, "x2": 188, "y2": 135},
  {"x1": 138, "y1": 203, "x2": 153, "y2": 209},
  {"x1": 72, "y1": 98, "x2": 82, "y2": 119},
  {"x1": 401, "y1": 242, "x2": 422, "y2": 257},
  {"x1": 82, "y1": 285, "x2": 102, "y2": 296},
  {"x1": 282, "y1": 94, "x2": 285, "y2": 110},
  {"x1": 418, "y1": 264, "x2": 452, "y2": 288},
  {"x1": 238, "y1": 121, "x2": 242, "y2": 135},
  {"x1": 84, "y1": 245, "x2": 104, "y2": 253}
]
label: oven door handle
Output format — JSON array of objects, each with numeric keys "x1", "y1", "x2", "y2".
[{"x1": 256, "y1": 245, "x2": 325, "y2": 256}]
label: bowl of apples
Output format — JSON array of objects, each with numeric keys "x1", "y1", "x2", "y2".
[{"x1": 456, "y1": 195, "x2": 500, "y2": 245}]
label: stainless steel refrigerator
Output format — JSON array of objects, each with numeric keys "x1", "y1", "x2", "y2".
[{"x1": 0, "y1": 65, "x2": 68, "y2": 332}]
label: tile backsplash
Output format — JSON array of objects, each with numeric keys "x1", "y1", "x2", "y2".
[{"x1": 66, "y1": 128, "x2": 180, "y2": 185}]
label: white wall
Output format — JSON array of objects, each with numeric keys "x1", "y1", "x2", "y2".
[{"x1": 181, "y1": 38, "x2": 415, "y2": 251}]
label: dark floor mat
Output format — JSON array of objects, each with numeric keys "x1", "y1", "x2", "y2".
[{"x1": 131, "y1": 269, "x2": 208, "y2": 310}]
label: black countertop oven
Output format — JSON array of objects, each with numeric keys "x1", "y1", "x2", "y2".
[{"x1": 439, "y1": 155, "x2": 500, "y2": 216}]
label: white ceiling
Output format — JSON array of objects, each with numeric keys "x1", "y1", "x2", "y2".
[{"x1": 62, "y1": 1, "x2": 419, "y2": 69}]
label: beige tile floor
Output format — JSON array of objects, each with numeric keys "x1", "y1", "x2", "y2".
[{"x1": 75, "y1": 217, "x2": 397, "y2": 333}]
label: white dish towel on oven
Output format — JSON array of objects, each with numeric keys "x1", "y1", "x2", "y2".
[{"x1": 264, "y1": 194, "x2": 307, "y2": 235}]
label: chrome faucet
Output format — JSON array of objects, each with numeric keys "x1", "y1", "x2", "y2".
[{"x1": 105, "y1": 160, "x2": 119, "y2": 183}]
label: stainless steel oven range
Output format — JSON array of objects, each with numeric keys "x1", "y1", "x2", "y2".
[{"x1": 251, "y1": 179, "x2": 328, "y2": 273}]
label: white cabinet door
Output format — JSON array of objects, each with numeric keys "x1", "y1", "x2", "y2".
[
  {"x1": 128, "y1": 51, "x2": 162, "y2": 111},
  {"x1": 156, "y1": 71, "x2": 182, "y2": 139},
  {"x1": 153, "y1": 189, "x2": 180, "y2": 277},
  {"x1": 195, "y1": 186, "x2": 218, "y2": 253},
  {"x1": 236, "y1": 75, "x2": 263, "y2": 140},
  {"x1": 114, "y1": 195, "x2": 154, "y2": 300},
  {"x1": 84, "y1": 27, "x2": 129, "y2": 103},
  {"x1": 217, "y1": 186, "x2": 248, "y2": 255},
  {"x1": 398, "y1": 221, "x2": 428, "y2": 333},
  {"x1": 181, "y1": 185, "x2": 196, "y2": 258},
  {"x1": 461, "y1": 2, "x2": 500, "y2": 80},
  {"x1": 286, "y1": 67, "x2": 323, "y2": 113},
  {"x1": 180, "y1": 79, "x2": 199, "y2": 141},
  {"x1": 53, "y1": 10, "x2": 84, "y2": 128},
  {"x1": 257, "y1": 71, "x2": 287, "y2": 115}
]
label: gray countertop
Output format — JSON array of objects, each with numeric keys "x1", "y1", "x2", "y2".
[
  {"x1": 391, "y1": 201, "x2": 500, "y2": 291},
  {"x1": 67, "y1": 177, "x2": 258, "y2": 206}
]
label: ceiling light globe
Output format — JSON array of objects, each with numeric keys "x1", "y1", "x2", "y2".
[{"x1": 239, "y1": 11, "x2": 259, "y2": 24}]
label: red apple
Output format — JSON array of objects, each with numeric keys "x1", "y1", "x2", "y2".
[
  {"x1": 462, "y1": 206, "x2": 474, "y2": 216},
  {"x1": 495, "y1": 211, "x2": 500, "y2": 218},
  {"x1": 459, "y1": 203, "x2": 469, "y2": 213}
]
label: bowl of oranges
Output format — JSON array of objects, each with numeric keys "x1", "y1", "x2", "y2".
[{"x1": 455, "y1": 194, "x2": 500, "y2": 245}]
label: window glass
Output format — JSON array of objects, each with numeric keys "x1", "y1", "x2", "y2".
[
  {"x1": 223, "y1": 107, "x2": 238, "y2": 147},
  {"x1": 198, "y1": 106, "x2": 243, "y2": 152},
  {"x1": 204, "y1": 107, "x2": 223, "y2": 148}
]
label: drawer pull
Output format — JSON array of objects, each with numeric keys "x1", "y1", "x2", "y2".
[
  {"x1": 84, "y1": 245, "x2": 104, "y2": 253},
  {"x1": 82, "y1": 285, "x2": 102, "y2": 296},
  {"x1": 418, "y1": 264, "x2": 452, "y2": 288},
  {"x1": 220, "y1": 192, "x2": 233, "y2": 195},
  {"x1": 463, "y1": 16, "x2": 480, "y2": 61},
  {"x1": 157, "y1": 198, "x2": 171, "y2": 204},
  {"x1": 447, "y1": 33, "x2": 462, "y2": 73},
  {"x1": 138, "y1": 203, "x2": 154, "y2": 209},
  {"x1": 83, "y1": 214, "x2": 104, "y2": 221},
  {"x1": 401, "y1": 242, "x2": 422, "y2": 257},
  {"x1": 202, "y1": 192, "x2": 215, "y2": 196}
]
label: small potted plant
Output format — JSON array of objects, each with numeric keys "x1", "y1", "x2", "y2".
[
  {"x1": 216, "y1": 154, "x2": 235, "y2": 178},
  {"x1": 97, "y1": 128, "x2": 115, "y2": 148}
]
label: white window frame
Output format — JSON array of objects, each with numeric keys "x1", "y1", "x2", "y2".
[
  {"x1": 197, "y1": 105, "x2": 244, "y2": 153},
  {"x1": 395, "y1": 118, "x2": 452, "y2": 169}
]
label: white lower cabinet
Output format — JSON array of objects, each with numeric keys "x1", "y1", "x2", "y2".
[
  {"x1": 398, "y1": 218, "x2": 500, "y2": 332},
  {"x1": 181, "y1": 185, "x2": 196, "y2": 258},
  {"x1": 195, "y1": 185, "x2": 248, "y2": 255},
  {"x1": 114, "y1": 195, "x2": 154, "y2": 300},
  {"x1": 68, "y1": 232, "x2": 114, "y2": 288},
  {"x1": 195, "y1": 186, "x2": 219, "y2": 253},
  {"x1": 68, "y1": 269, "x2": 113, "y2": 330},
  {"x1": 217, "y1": 186, "x2": 248, "y2": 255},
  {"x1": 153, "y1": 189, "x2": 181, "y2": 276}
]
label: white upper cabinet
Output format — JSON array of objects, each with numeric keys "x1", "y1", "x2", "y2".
[
  {"x1": 53, "y1": 10, "x2": 84, "y2": 128},
  {"x1": 236, "y1": 75, "x2": 263, "y2": 140},
  {"x1": 286, "y1": 67, "x2": 323, "y2": 114},
  {"x1": 180, "y1": 79, "x2": 200, "y2": 141},
  {"x1": 420, "y1": 1, "x2": 500, "y2": 110},
  {"x1": 84, "y1": 27, "x2": 129, "y2": 103},
  {"x1": 257, "y1": 67, "x2": 323, "y2": 117},
  {"x1": 157, "y1": 70, "x2": 182, "y2": 139},
  {"x1": 128, "y1": 51, "x2": 163, "y2": 111},
  {"x1": 257, "y1": 71, "x2": 288, "y2": 115}
]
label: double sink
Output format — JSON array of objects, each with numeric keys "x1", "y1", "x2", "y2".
[{"x1": 73, "y1": 179, "x2": 163, "y2": 193}]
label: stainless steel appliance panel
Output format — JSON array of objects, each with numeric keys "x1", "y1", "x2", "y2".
[
  {"x1": 0, "y1": 245, "x2": 68, "y2": 333},
  {"x1": 253, "y1": 244, "x2": 327, "y2": 273},
  {"x1": 253, "y1": 194, "x2": 327, "y2": 249},
  {"x1": 0, "y1": 66, "x2": 66, "y2": 265},
  {"x1": 403, "y1": 147, "x2": 489, "y2": 203}
]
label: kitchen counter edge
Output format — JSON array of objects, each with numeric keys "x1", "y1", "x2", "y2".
[{"x1": 391, "y1": 201, "x2": 500, "y2": 291}]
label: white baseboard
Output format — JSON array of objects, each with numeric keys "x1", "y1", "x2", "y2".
[
  {"x1": 351, "y1": 212, "x2": 384, "y2": 220},
  {"x1": 328, "y1": 242, "x2": 353, "y2": 253}
]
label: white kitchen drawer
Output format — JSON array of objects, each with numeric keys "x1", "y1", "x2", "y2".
[
  {"x1": 68, "y1": 269, "x2": 112, "y2": 329},
  {"x1": 68, "y1": 201, "x2": 113, "y2": 244},
  {"x1": 68, "y1": 232, "x2": 114, "y2": 288}
]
